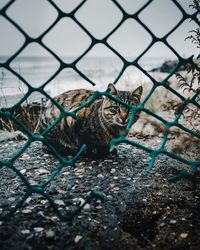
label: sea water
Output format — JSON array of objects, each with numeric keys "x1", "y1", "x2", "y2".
[{"x1": 0, "y1": 56, "x2": 167, "y2": 107}]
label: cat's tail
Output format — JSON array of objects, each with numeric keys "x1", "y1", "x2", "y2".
[{"x1": 0, "y1": 102, "x2": 46, "y2": 134}]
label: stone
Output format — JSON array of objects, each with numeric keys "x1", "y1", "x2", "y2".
[
  {"x1": 83, "y1": 204, "x2": 90, "y2": 210},
  {"x1": 180, "y1": 233, "x2": 188, "y2": 239},
  {"x1": 110, "y1": 168, "x2": 116, "y2": 174},
  {"x1": 38, "y1": 169, "x2": 50, "y2": 175},
  {"x1": 25, "y1": 197, "x2": 32, "y2": 204},
  {"x1": 8, "y1": 197, "x2": 15, "y2": 202},
  {"x1": 74, "y1": 235, "x2": 83, "y2": 243},
  {"x1": 97, "y1": 174, "x2": 104, "y2": 178},
  {"x1": 45, "y1": 229, "x2": 55, "y2": 238},
  {"x1": 21, "y1": 229, "x2": 30, "y2": 234},
  {"x1": 169, "y1": 219, "x2": 177, "y2": 224},
  {"x1": 34, "y1": 227, "x2": 44, "y2": 233},
  {"x1": 20, "y1": 169, "x2": 26, "y2": 174},
  {"x1": 22, "y1": 209, "x2": 32, "y2": 214},
  {"x1": 54, "y1": 199, "x2": 65, "y2": 206}
]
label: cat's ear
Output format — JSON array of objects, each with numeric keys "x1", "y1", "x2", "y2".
[
  {"x1": 108, "y1": 83, "x2": 118, "y2": 96},
  {"x1": 132, "y1": 86, "x2": 143, "y2": 102}
]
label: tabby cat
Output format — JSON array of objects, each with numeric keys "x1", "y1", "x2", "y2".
[{"x1": 40, "y1": 84, "x2": 143, "y2": 158}]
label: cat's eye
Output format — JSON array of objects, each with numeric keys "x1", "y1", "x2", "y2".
[{"x1": 110, "y1": 107, "x2": 119, "y2": 114}]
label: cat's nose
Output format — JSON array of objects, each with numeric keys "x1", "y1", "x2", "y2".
[{"x1": 120, "y1": 114, "x2": 129, "y2": 124}]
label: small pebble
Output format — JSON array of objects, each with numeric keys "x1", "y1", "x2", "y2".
[
  {"x1": 62, "y1": 171, "x2": 70, "y2": 176},
  {"x1": 22, "y1": 209, "x2": 32, "y2": 214},
  {"x1": 112, "y1": 162, "x2": 118, "y2": 165},
  {"x1": 110, "y1": 168, "x2": 116, "y2": 174},
  {"x1": 20, "y1": 169, "x2": 26, "y2": 174},
  {"x1": 38, "y1": 169, "x2": 49, "y2": 175},
  {"x1": 25, "y1": 197, "x2": 32, "y2": 204},
  {"x1": 34, "y1": 227, "x2": 44, "y2": 233},
  {"x1": 78, "y1": 198, "x2": 85, "y2": 206},
  {"x1": 107, "y1": 195, "x2": 113, "y2": 200},
  {"x1": 58, "y1": 189, "x2": 65, "y2": 194},
  {"x1": 38, "y1": 211, "x2": 45, "y2": 217},
  {"x1": 45, "y1": 229, "x2": 55, "y2": 238},
  {"x1": 181, "y1": 217, "x2": 186, "y2": 221},
  {"x1": 21, "y1": 153, "x2": 30, "y2": 160},
  {"x1": 96, "y1": 206, "x2": 102, "y2": 209},
  {"x1": 77, "y1": 174, "x2": 84, "y2": 178},
  {"x1": 83, "y1": 204, "x2": 90, "y2": 210},
  {"x1": 180, "y1": 233, "x2": 188, "y2": 239},
  {"x1": 74, "y1": 235, "x2": 83, "y2": 243},
  {"x1": 103, "y1": 159, "x2": 113, "y2": 163},
  {"x1": 169, "y1": 219, "x2": 177, "y2": 224},
  {"x1": 78, "y1": 162, "x2": 85, "y2": 166},
  {"x1": 97, "y1": 174, "x2": 104, "y2": 178},
  {"x1": 21, "y1": 229, "x2": 30, "y2": 234},
  {"x1": 74, "y1": 168, "x2": 84, "y2": 174},
  {"x1": 73, "y1": 198, "x2": 85, "y2": 206},
  {"x1": 54, "y1": 199, "x2": 65, "y2": 206},
  {"x1": 8, "y1": 197, "x2": 15, "y2": 202},
  {"x1": 29, "y1": 180, "x2": 37, "y2": 186},
  {"x1": 40, "y1": 200, "x2": 48, "y2": 205}
]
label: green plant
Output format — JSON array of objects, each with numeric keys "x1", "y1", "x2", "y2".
[{"x1": 174, "y1": 0, "x2": 200, "y2": 132}]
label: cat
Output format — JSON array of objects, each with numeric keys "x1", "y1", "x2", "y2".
[{"x1": 40, "y1": 83, "x2": 143, "y2": 158}]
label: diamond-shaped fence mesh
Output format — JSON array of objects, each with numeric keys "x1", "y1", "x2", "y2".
[{"x1": 0, "y1": 0, "x2": 199, "y2": 220}]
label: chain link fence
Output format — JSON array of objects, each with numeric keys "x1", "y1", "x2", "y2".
[{"x1": 0, "y1": 0, "x2": 199, "y2": 220}]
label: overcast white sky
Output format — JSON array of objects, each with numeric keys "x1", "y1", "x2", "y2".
[{"x1": 0, "y1": 0, "x2": 199, "y2": 60}]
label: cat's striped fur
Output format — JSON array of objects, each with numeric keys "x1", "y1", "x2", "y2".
[{"x1": 40, "y1": 84, "x2": 143, "y2": 158}]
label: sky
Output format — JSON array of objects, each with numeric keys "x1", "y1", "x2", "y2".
[{"x1": 0, "y1": 0, "x2": 199, "y2": 60}]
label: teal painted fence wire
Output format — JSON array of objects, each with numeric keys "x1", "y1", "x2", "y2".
[{"x1": 0, "y1": 0, "x2": 199, "y2": 220}]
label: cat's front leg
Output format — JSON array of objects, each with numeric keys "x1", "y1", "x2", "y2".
[
  {"x1": 88, "y1": 145, "x2": 117, "y2": 159},
  {"x1": 81, "y1": 145, "x2": 106, "y2": 159}
]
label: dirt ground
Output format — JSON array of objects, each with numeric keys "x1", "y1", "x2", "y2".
[{"x1": 0, "y1": 136, "x2": 200, "y2": 250}]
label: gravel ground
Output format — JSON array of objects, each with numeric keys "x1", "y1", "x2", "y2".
[{"x1": 0, "y1": 136, "x2": 200, "y2": 250}]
